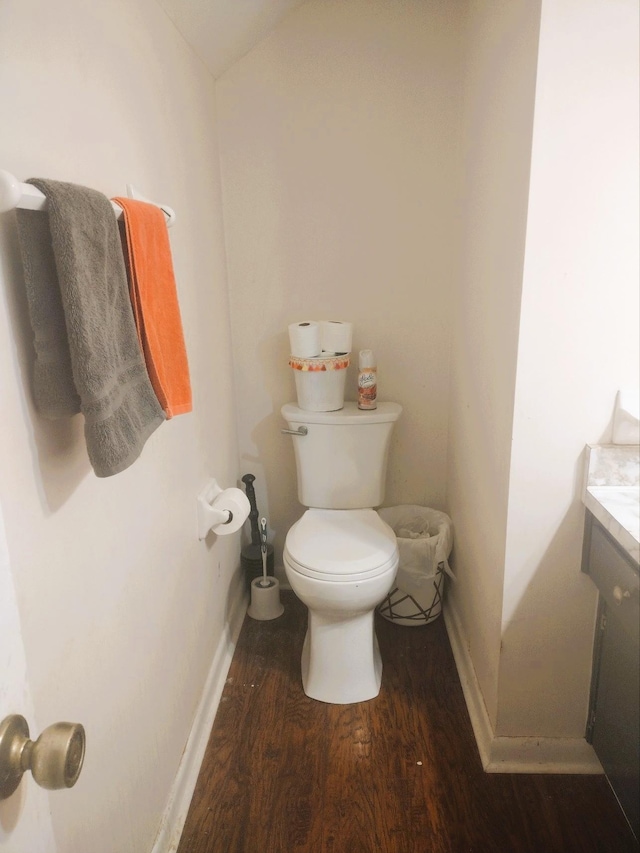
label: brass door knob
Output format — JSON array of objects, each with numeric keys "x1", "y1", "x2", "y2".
[{"x1": 0, "y1": 714, "x2": 86, "y2": 800}]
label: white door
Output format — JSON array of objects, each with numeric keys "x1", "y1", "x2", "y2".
[{"x1": 0, "y1": 504, "x2": 57, "y2": 853}]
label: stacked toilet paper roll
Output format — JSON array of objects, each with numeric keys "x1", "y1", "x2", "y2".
[
  {"x1": 288, "y1": 321, "x2": 321, "y2": 358},
  {"x1": 288, "y1": 320, "x2": 353, "y2": 358},
  {"x1": 319, "y1": 320, "x2": 352, "y2": 354}
]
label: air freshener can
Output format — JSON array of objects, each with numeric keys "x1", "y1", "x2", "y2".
[{"x1": 358, "y1": 349, "x2": 377, "y2": 410}]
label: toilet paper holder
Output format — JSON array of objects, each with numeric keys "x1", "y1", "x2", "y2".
[{"x1": 197, "y1": 479, "x2": 251, "y2": 540}]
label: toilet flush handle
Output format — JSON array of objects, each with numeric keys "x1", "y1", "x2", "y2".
[{"x1": 281, "y1": 426, "x2": 308, "y2": 436}]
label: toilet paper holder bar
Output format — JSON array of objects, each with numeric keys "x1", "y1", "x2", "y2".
[{"x1": 281, "y1": 426, "x2": 308, "y2": 436}]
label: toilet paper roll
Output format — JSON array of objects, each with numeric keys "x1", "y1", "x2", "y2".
[
  {"x1": 210, "y1": 488, "x2": 251, "y2": 536},
  {"x1": 319, "y1": 320, "x2": 352, "y2": 354},
  {"x1": 288, "y1": 321, "x2": 321, "y2": 358}
]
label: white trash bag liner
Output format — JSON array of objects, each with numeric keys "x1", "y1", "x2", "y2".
[{"x1": 377, "y1": 505, "x2": 453, "y2": 626}]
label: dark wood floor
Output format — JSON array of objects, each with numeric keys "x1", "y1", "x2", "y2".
[{"x1": 177, "y1": 591, "x2": 638, "y2": 853}]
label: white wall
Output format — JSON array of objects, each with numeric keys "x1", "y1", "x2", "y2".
[
  {"x1": 0, "y1": 2, "x2": 239, "y2": 851},
  {"x1": 216, "y1": 0, "x2": 465, "y2": 568},
  {"x1": 499, "y1": 0, "x2": 640, "y2": 737},
  {"x1": 157, "y1": 0, "x2": 306, "y2": 78},
  {"x1": 446, "y1": 0, "x2": 542, "y2": 730},
  {"x1": 448, "y1": 0, "x2": 638, "y2": 748}
]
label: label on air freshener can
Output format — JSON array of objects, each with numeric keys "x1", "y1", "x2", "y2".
[{"x1": 358, "y1": 368, "x2": 377, "y2": 409}]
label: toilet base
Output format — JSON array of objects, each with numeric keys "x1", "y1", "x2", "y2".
[{"x1": 301, "y1": 609, "x2": 383, "y2": 704}]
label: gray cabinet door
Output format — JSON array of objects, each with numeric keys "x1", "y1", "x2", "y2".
[
  {"x1": 590, "y1": 599, "x2": 639, "y2": 836},
  {"x1": 585, "y1": 516, "x2": 639, "y2": 838}
]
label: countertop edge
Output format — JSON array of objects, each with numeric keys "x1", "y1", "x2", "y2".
[{"x1": 583, "y1": 489, "x2": 639, "y2": 566}]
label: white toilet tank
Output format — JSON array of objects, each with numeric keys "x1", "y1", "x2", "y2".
[{"x1": 281, "y1": 401, "x2": 402, "y2": 509}]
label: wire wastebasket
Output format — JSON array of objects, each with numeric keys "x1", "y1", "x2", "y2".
[{"x1": 377, "y1": 506, "x2": 453, "y2": 626}]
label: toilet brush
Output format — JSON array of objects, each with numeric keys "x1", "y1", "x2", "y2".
[
  {"x1": 247, "y1": 517, "x2": 284, "y2": 621},
  {"x1": 240, "y1": 474, "x2": 274, "y2": 588}
]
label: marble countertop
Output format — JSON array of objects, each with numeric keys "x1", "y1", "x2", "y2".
[{"x1": 582, "y1": 445, "x2": 640, "y2": 565}]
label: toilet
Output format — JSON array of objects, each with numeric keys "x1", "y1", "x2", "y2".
[{"x1": 281, "y1": 401, "x2": 402, "y2": 704}]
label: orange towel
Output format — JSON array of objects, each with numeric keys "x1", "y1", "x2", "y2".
[{"x1": 113, "y1": 197, "x2": 192, "y2": 418}]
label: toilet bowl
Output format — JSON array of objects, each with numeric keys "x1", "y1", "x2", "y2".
[
  {"x1": 281, "y1": 401, "x2": 402, "y2": 704},
  {"x1": 284, "y1": 508, "x2": 398, "y2": 704}
]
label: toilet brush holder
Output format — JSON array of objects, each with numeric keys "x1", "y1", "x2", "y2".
[{"x1": 247, "y1": 577, "x2": 284, "y2": 621}]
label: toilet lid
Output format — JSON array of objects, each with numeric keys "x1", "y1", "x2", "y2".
[{"x1": 284, "y1": 509, "x2": 398, "y2": 581}]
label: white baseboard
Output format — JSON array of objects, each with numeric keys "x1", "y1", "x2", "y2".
[
  {"x1": 443, "y1": 602, "x2": 603, "y2": 775},
  {"x1": 151, "y1": 581, "x2": 248, "y2": 853}
]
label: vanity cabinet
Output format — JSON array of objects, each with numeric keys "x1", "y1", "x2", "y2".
[{"x1": 582, "y1": 511, "x2": 639, "y2": 838}]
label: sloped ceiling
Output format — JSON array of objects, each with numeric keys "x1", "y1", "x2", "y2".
[{"x1": 157, "y1": 0, "x2": 307, "y2": 78}]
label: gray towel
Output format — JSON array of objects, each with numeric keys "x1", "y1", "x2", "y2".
[
  {"x1": 17, "y1": 178, "x2": 165, "y2": 477},
  {"x1": 16, "y1": 208, "x2": 81, "y2": 417}
]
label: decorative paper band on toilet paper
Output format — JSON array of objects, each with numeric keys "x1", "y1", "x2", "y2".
[
  {"x1": 289, "y1": 354, "x2": 350, "y2": 372},
  {"x1": 319, "y1": 320, "x2": 352, "y2": 354},
  {"x1": 288, "y1": 321, "x2": 321, "y2": 358},
  {"x1": 289, "y1": 354, "x2": 350, "y2": 411}
]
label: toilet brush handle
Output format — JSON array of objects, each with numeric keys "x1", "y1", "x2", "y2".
[
  {"x1": 260, "y1": 518, "x2": 268, "y2": 582},
  {"x1": 260, "y1": 517, "x2": 268, "y2": 553}
]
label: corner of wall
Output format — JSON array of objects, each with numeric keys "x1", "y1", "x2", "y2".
[{"x1": 444, "y1": 599, "x2": 602, "y2": 775}]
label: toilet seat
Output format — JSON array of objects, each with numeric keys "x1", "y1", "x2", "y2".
[{"x1": 284, "y1": 509, "x2": 398, "y2": 583}]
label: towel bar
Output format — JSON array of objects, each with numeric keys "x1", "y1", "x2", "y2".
[{"x1": 0, "y1": 169, "x2": 175, "y2": 227}]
